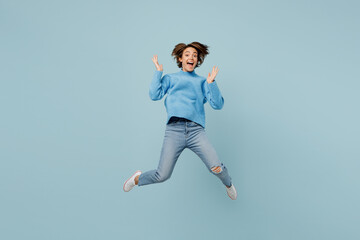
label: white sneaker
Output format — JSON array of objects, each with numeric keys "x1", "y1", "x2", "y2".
[
  {"x1": 123, "y1": 170, "x2": 142, "y2": 192},
  {"x1": 226, "y1": 184, "x2": 237, "y2": 200}
]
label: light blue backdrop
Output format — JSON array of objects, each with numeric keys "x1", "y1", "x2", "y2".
[{"x1": 1, "y1": 0, "x2": 359, "y2": 239}]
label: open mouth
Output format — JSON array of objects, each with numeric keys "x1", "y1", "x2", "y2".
[{"x1": 187, "y1": 62, "x2": 194, "y2": 67}]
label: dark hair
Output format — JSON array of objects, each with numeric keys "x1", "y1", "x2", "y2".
[{"x1": 171, "y1": 42, "x2": 209, "y2": 69}]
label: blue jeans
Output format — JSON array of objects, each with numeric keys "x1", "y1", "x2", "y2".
[{"x1": 138, "y1": 119, "x2": 232, "y2": 187}]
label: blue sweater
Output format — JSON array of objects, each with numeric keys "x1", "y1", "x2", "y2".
[{"x1": 149, "y1": 70, "x2": 224, "y2": 128}]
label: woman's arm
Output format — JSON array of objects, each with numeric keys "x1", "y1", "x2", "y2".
[
  {"x1": 149, "y1": 55, "x2": 170, "y2": 100},
  {"x1": 203, "y1": 66, "x2": 224, "y2": 109}
]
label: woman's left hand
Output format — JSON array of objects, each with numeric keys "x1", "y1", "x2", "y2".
[{"x1": 207, "y1": 66, "x2": 219, "y2": 83}]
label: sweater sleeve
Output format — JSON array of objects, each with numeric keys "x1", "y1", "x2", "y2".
[
  {"x1": 203, "y1": 80, "x2": 224, "y2": 110},
  {"x1": 149, "y1": 71, "x2": 170, "y2": 101}
]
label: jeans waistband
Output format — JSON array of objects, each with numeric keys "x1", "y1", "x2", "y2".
[{"x1": 168, "y1": 117, "x2": 191, "y2": 124}]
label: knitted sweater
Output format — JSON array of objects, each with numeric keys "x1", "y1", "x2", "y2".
[{"x1": 149, "y1": 70, "x2": 224, "y2": 128}]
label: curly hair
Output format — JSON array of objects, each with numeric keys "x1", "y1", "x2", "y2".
[{"x1": 171, "y1": 42, "x2": 209, "y2": 69}]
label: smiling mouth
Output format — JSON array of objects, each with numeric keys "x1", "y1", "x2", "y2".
[{"x1": 187, "y1": 62, "x2": 194, "y2": 67}]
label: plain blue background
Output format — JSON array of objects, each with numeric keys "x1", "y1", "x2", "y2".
[{"x1": 1, "y1": 0, "x2": 359, "y2": 239}]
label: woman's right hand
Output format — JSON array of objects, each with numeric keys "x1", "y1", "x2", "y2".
[{"x1": 151, "y1": 55, "x2": 163, "y2": 71}]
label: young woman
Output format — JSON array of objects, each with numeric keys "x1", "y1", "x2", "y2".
[{"x1": 123, "y1": 42, "x2": 237, "y2": 200}]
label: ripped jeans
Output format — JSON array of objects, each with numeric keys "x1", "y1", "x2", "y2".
[{"x1": 138, "y1": 118, "x2": 232, "y2": 187}]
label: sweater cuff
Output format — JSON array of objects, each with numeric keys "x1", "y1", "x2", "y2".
[
  {"x1": 208, "y1": 80, "x2": 219, "y2": 90},
  {"x1": 153, "y1": 70, "x2": 163, "y2": 80}
]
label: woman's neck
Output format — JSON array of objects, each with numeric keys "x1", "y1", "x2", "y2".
[{"x1": 181, "y1": 69, "x2": 196, "y2": 74}]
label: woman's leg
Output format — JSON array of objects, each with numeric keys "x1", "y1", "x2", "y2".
[
  {"x1": 186, "y1": 124, "x2": 232, "y2": 187},
  {"x1": 138, "y1": 124, "x2": 186, "y2": 186}
]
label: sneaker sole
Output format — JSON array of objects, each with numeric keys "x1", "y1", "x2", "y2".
[
  {"x1": 227, "y1": 186, "x2": 237, "y2": 200},
  {"x1": 227, "y1": 191, "x2": 237, "y2": 200},
  {"x1": 123, "y1": 170, "x2": 141, "y2": 192}
]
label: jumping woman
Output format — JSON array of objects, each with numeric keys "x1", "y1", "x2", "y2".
[{"x1": 123, "y1": 42, "x2": 237, "y2": 200}]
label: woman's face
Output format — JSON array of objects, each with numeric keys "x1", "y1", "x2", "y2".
[{"x1": 179, "y1": 47, "x2": 198, "y2": 72}]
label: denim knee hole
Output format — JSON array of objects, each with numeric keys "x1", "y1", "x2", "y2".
[{"x1": 211, "y1": 166, "x2": 222, "y2": 174}]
